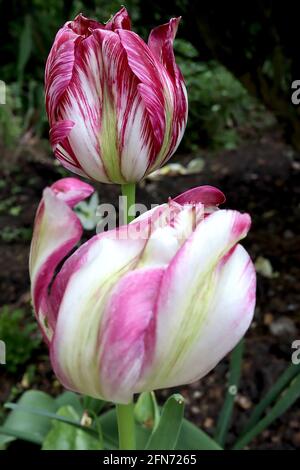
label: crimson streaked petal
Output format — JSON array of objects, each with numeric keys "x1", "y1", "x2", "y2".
[
  {"x1": 49, "y1": 120, "x2": 87, "y2": 177},
  {"x1": 56, "y1": 31, "x2": 117, "y2": 182},
  {"x1": 118, "y1": 29, "x2": 166, "y2": 149},
  {"x1": 146, "y1": 17, "x2": 188, "y2": 171},
  {"x1": 45, "y1": 26, "x2": 79, "y2": 124},
  {"x1": 148, "y1": 17, "x2": 181, "y2": 80},
  {"x1": 68, "y1": 13, "x2": 103, "y2": 35},
  {"x1": 49, "y1": 120, "x2": 74, "y2": 148},
  {"x1": 92, "y1": 28, "x2": 155, "y2": 181},
  {"x1": 45, "y1": 11, "x2": 188, "y2": 183},
  {"x1": 105, "y1": 6, "x2": 131, "y2": 31}
]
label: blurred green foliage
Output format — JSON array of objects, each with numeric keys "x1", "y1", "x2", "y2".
[
  {"x1": 0, "y1": 84, "x2": 23, "y2": 150},
  {"x1": 0, "y1": 0, "x2": 263, "y2": 156},
  {"x1": 175, "y1": 39, "x2": 259, "y2": 150},
  {"x1": 0, "y1": 306, "x2": 41, "y2": 373}
]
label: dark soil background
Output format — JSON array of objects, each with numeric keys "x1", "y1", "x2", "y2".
[{"x1": 0, "y1": 127, "x2": 299, "y2": 449}]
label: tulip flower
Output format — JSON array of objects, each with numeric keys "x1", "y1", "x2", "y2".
[
  {"x1": 45, "y1": 7, "x2": 188, "y2": 184},
  {"x1": 29, "y1": 178, "x2": 256, "y2": 404}
]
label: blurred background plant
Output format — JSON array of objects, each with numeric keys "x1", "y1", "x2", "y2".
[{"x1": 0, "y1": 306, "x2": 41, "y2": 374}]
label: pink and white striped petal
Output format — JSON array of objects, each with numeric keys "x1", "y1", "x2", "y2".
[
  {"x1": 50, "y1": 229, "x2": 150, "y2": 398},
  {"x1": 148, "y1": 17, "x2": 181, "y2": 82},
  {"x1": 147, "y1": 18, "x2": 188, "y2": 170},
  {"x1": 118, "y1": 29, "x2": 167, "y2": 150},
  {"x1": 93, "y1": 29, "x2": 156, "y2": 182},
  {"x1": 139, "y1": 209, "x2": 255, "y2": 390},
  {"x1": 45, "y1": 26, "x2": 80, "y2": 124},
  {"x1": 98, "y1": 267, "x2": 164, "y2": 403},
  {"x1": 29, "y1": 178, "x2": 93, "y2": 341}
]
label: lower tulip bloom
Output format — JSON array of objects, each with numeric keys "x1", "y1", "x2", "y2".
[{"x1": 29, "y1": 178, "x2": 256, "y2": 404}]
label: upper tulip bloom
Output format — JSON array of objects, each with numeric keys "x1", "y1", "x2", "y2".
[
  {"x1": 45, "y1": 7, "x2": 188, "y2": 184},
  {"x1": 29, "y1": 178, "x2": 256, "y2": 403}
]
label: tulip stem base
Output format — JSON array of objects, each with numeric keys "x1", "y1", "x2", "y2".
[
  {"x1": 116, "y1": 403, "x2": 136, "y2": 450},
  {"x1": 121, "y1": 183, "x2": 136, "y2": 223}
]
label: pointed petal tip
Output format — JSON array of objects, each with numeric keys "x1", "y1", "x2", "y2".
[
  {"x1": 105, "y1": 6, "x2": 131, "y2": 31},
  {"x1": 69, "y1": 13, "x2": 103, "y2": 35},
  {"x1": 170, "y1": 16, "x2": 182, "y2": 27},
  {"x1": 51, "y1": 178, "x2": 94, "y2": 207},
  {"x1": 149, "y1": 16, "x2": 181, "y2": 44},
  {"x1": 233, "y1": 212, "x2": 252, "y2": 238}
]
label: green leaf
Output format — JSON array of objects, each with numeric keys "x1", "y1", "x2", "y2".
[
  {"x1": 176, "y1": 419, "x2": 222, "y2": 450},
  {"x1": 55, "y1": 391, "x2": 83, "y2": 416},
  {"x1": 0, "y1": 426, "x2": 43, "y2": 445},
  {"x1": 82, "y1": 396, "x2": 106, "y2": 415},
  {"x1": 214, "y1": 339, "x2": 244, "y2": 446},
  {"x1": 241, "y1": 362, "x2": 300, "y2": 434},
  {"x1": 145, "y1": 394, "x2": 185, "y2": 450},
  {"x1": 42, "y1": 406, "x2": 101, "y2": 450},
  {"x1": 134, "y1": 392, "x2": 160, "y2": 431},
  {"x1": 100, "y1": 404, "x2": 222, "y2": 451},
  {"x1": 4, "y1": 403, "x2": 98, "y2": 439},
  {"x1": 0, "y1": 391, "x2": 55, "y2": 447},
  {"x1": 233, "y1": 374, "x2": 300, "y2": 449}
]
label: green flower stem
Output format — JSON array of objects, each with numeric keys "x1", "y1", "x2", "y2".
[
  {"x1": 121, "y1": 183, "x2": 136, "y2": 223},
  {"x1": 116, "y1": 403, "x2": 136, "y2": 450}
]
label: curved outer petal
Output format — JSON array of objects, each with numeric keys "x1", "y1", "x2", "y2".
[
  {"x1": 147, "y1": 18, "x2": 188, "y2": 171},
  {"x1": 138, "y1": 209, "x2": 256, "y2": 391},
  {"x1": 29, "y1": 178, "x2": 94, "y2": 342},
  {"x1": 45, "y1": 24, "x2": 79, "y2": 125}
]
